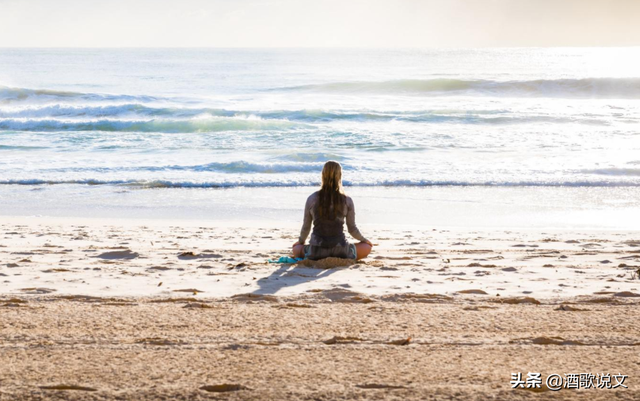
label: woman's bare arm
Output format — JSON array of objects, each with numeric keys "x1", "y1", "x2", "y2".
[
  {"x1": 297, "y1": 194, "x2": 314, "y2": 244},
  {"x1": 346, "y1": 196, "x2": 368, "y2": 242}
]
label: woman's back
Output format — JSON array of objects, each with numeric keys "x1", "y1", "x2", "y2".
[
  {"x1": 292, "y1": 160, "x2": 372, "y2": 261},
  {"x1": 299, "y1": 191, "x2": 366, "y2": 248}
]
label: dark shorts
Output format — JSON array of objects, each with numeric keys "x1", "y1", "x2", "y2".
[{"x1": 304, "y1": 243, "x2": 357, "y2": 260}]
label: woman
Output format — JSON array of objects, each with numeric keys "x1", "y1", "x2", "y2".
[{"x1": 292, "y1": 161, "x2": 373, "y2": 260}]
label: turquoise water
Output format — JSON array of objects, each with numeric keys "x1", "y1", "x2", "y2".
[
  {"x1": 0, "y1": 48, "x2": 639, "y2": 227},
  {"x1": 1, "y1": 48, "x2": 639, "y2": 188}
]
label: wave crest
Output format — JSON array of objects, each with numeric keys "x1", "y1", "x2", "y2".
[
  {"x1": 0, "y1": 85, "x2": 158, "y2": 104},
  {"x1": 0, "y1": 117, "x2": 303, "y2": 133},
  {"x1": 36, "y1": 161, "x2": 335, "y2": 174},
  {"x1": 1, "y1": 178, "x2": 639, "y2": 188},
  {"x1": 0, "y1": 105, "x2": 620, "y2": 127},
  {"x1": 277, "y1": 78, "x2": 640, "y2": 98}
]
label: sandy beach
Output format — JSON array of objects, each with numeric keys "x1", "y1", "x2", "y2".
[
  {"x1": 1, "y1": 217, "x2": 639, "y2": 400},
  {"x1": 2, "y1": 6, "x2": 640, "y2": 399}
]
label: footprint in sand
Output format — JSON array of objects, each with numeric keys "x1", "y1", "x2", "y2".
[
  {"x1": 614, "y1": 291, "x2": 640, "y2": 297},
  {"x1": 323, "y1": 336, "x2": 366, "y2": 345},
  {"x1": 20, "y1": 287, "x2": 56, "y2": 294},
  {"x1": 555, "y1": 305, "x2": 588, "y2": 311},
  {"x1": 497, "y1": 297, "x2": 540, "y2": 305},
  {"x1": 200, "y1": 384, "x2": 248, "y2": 392},
  {"x1": 529, "y1": 337, "x2": 585, "y2": 346},
  {"x1": 230, "y1": 293, "x2": 278, "y2": 303},
  {"x1": 39, "y1": 385, "x2": 97, "y2": 392},
  {"x1": 458, "y1": 289, "x2": 488, "y2": 295},
  {"x1": 147, "y1": 266, "x2": 171, "y2": 271},
  {"x1": 463, "y1": 305, "x2": 496, "y2": 311},
  {"x1": 183, "y1": 302, "x2": 214, "y2": 309},
  {"x1": 356, "y1": 384, "x2": 407, "y2": 390},
  {"x1": 95, "y1": 250, "x2": 139, "y2": 260},
  {"x1": 467, "y1": 263, "x2": 497, "y2": 268}
]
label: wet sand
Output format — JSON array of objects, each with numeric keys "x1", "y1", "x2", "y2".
[{"x1": 2, "y1": 298, "x2": 639, "y2": 400}]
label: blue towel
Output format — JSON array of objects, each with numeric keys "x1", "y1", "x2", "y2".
[{"x1": 267, "y1": 256, "x2": 303, "y2": 264}]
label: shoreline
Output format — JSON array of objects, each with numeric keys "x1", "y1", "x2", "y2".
[{"x1": 2, "y1": 184, "x2": 640, "y2": 230}]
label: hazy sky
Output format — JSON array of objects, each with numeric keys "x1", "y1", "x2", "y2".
[{"x1": 1, "y1": 0, "x2": 639, "y2": 47}]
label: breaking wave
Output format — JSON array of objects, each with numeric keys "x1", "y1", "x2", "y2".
[
  {"x1": 0, "y1": 86, "x2": 158, "y2": 104},
  {"x1": 34, "y1": 161, "x2": 340, "y2": 174},
  {"x1": 0, "y1": 106, "x2": 616, "y2": 129},
  {"x1": 277, "y1": 78, "x2": 640, "y2": 98},
  {"x1": 2, "y1": 178, "x2": 639, "y2": 188},
  {"x1": 0, "y1": 117, "x2": 303, "y2": 133}
]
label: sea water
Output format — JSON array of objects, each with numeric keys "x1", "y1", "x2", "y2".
[{"x1": 1, "y1": 48, "x2": 639, "y2": 228}]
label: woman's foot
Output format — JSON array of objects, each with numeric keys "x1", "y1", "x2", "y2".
[{"x1": 292, "y1": 243, "x2": 305, "y2": 258}]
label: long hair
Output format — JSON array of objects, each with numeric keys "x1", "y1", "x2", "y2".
[{"x1": 318, "y1": 161, "x2": 346, "y2": 220}]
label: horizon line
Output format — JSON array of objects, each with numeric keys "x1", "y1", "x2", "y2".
[{"x1": 1, "y1": 45, "x2": 640, "y2": 50}]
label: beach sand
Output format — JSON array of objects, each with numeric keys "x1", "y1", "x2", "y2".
[{"x1": 1, "y1": 217, "x2": 639, "y2": 400}]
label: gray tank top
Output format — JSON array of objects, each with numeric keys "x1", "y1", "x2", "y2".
[
  {"x1": 311, "y1": 201, "x2": 347, "y2": 248},
  {"x1": 298, "y1": 191, "x2": 368, "y2": 247}
]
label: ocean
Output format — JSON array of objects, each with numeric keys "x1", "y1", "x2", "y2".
[{"x1": 1, "y1": 48, "x2": 639, "y2": 228}]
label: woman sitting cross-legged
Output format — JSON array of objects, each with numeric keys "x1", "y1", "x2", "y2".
[{"x1": 292, "y1": 161, "x2": 372, "y2": 260}]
